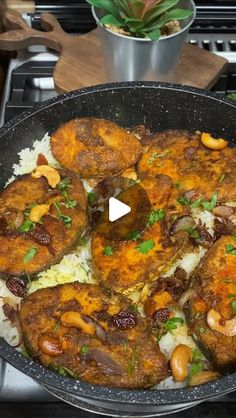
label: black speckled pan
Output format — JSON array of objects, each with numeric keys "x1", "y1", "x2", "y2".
[{"x1": 0, "y1": 82, "x2": 236, "y2": 416}]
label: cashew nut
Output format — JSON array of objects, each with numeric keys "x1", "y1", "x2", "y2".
[
  {"x1": 31, "y1": 165, "x2": 60, "y2": 188},
  {"x1": 29, "y1": 203, "x2": 51, "y2": 223},
  {"x1": 189, "y1": 371, "x2": 220, "y2": 387},
  {"x1": 60, "y1": 311, "x2": 95, "y2": 335},
  {"x1": 201, "y1": 132, "x2": 228, "y2": 150},
  {"x1": 170, "y1": 344, "x2": 193, "y2": 382},
  {"x1": 38, "y1": 334, "x2": 63, "y2": 356},
  {"x1": 207, "y1": 309, "x2": 236, "y2": 337}
]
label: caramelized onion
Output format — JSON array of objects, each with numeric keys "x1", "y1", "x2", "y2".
[
  {"x1": 90, "y1": 348, "x2": 124, "y2": 375},
  {"x1": 213, "y1": 206, "x2": 233, "y2": 218},
  {"x1": 170, "y1": 216, "x2": 195, "y2": 235},
  {"x1": 82, "y1": 314, "x2": 107, "y2": 342},
  {"x1": 178, "y1": 289, "x2": 197, "y2": 309}
]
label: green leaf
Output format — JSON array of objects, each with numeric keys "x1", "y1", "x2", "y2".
[
  {"x1": 130, "y1": 303, "x2": 139, "y2": 313},
  {"x1": 103, "y1": 245, "x2": 113, "y2": 256},
  {"x1": 144, "y1": 0, "x2": 179, "y2": 23},
  {"x1": 185, "y1": 227, "x2": 201, "y2": 240},
  {"x1": 231, "y1": 301, "x2": 236, "y2": 315},
  {"x1": 127, "y1": 346, "x2": 137, "y2": 376},
  {"x1": 100, "y1": 14, "x2": 124, "y2": 26},
  {"x1": 232, "y1": 232, "x2": 236, "y2": 243},
  {"x1": 59, "y1": 178, "x2": 71, "y2": 191},
  {"x1": 78, "y1": 237, "x2": 89, "y2": 246},
  {"x1": 226, "y1": 244, "x2": 236, "y2": 256},
  {"x1": 136, "y1": 239, "x2": 155, "y2": 254},
  {"x1": 147, "y1": 149, "x2": 172, "y2": 165},
  {"x1": 54, "y1": 201, "x2": 62, "y2": 216},
  {"x1": 146, "y1": 209, "x2": 165, "y2": 226},
  {"x1": 87, "y1": 191, "x2": 96, "y2": 205},
  {"x1": 86, "y1": 0, "x2": 120, "y2": 18},
  {"x1": 218, "y1": 173, "x2": 225, "y2": 183},
  {"x1": 198, "y1": 327, "x2": 207, "y2": 334},
  {"x1": 52, "y1": 365, "x2": 75, "y2": 377},
  {"x1": 18, "y1": 219, "x2": 35, "y2": 233},
  {"x1": 64, "y1": 198, "x2": 77, "y2": 209},
  {"x1": 191, "y1": 193, "x2": 218, "y2": 212},
  {"x1": 145, "y1": 28, "x2": 161, "y2": 40},
  {"x1": 60, "y1": 215, "x2": 72, "y2": 228},
  {"x1": 165, "y1": 317, "x2": 184, "y2": 331},
  {"x1": 189, "y1": 362, "x2": 203, "y2": 379},
  {"x1": 192, "y1": 348, "x2": 202, "y2": 363},
  {"x1": 23, "y1": 247, "x2": 37, "y2": 264},
  {"x1": 126, "y1": 230, "x2": 141, "y2": 241}
]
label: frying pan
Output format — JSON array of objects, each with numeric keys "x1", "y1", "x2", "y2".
[{"x1": 0, "y1": 81, "x2": 236, "y2": 416}]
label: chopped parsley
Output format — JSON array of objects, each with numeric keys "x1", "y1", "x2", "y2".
[
  {"x1": 192, "y1": 348, "x2": 202, "y2": 363},
  {"x1": 177, "y1": 197, "x2": 190, "y2": 206},
  {"x1": 64, "y1": 198, "x2": 77, "y2": 209},
  {"x1": 231, "y1": 301, "x2": 236, "y2": 315},
  {"x1": 136, "y1": 239, "x2": 155, "y2": 255},
  {"x1": 127, "y1": 347, "x2": 137, "y2": 376},
  {"x1": 226, "y1": 244, "x2": 236, "y2": 256},
  {"x1": 177, "y1": 193, "x2": 218, "y2": 212},
  {"x1": 130, "y1": 304, "x2": 139, "y2": 313},
  {"x1": 164, "y1": 317, "x2": 184, "y2": 331},
  {"x1": 126, "y1": 231, "x2": 141, "y2": 241},
  {"x1": 185, "y1": 227, "x2": 201, "y2": 240},
  {"x1": 54, "y1": 201, "x2": 72, "y2": 228},
  {"x1": 87, "y1": 191, "x2": 96, "y2": 205},
  {"x1": 80, "y1": 345, "x2": 90, "y2": 355},
  {"x1": 219, "y1": 174, "x2": 225, "y2": 183},
  {"x1": 228, "y1": 293, "x2": 235, "y2": 298},
  {"x1": 147, "y1": 149, "x2": 172, "y2": 165},
  {"x1": 59, "y1": 178, "x2": 71, "y2": 191},
  {"x1": 52, "y1": 365, "x2": 75, "y2": 377},
  {"x1": 23, "y1": 247, "x2": 37, "y2": 264},
  {"x1": 52, "y1": 321, "x2": 60, "y2": 333},
  {"x1": 103, "y1": 246, "x2": 113, "y2": 256},
  {"x1": 146, "y1": 209, "x2": 165, "y2": 226},
  {"x1": 198, "y1": 327, "x2": 207, "y2": 334}
]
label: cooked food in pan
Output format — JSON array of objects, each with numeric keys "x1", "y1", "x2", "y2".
[
  {"x1": 1, "y1": 119, "x2": 236, "y2": 390},
  {"x1": 0, "y1": 168, "x2": 87, "y2": 276},
  {"x1": 50, "y1": 118, "x2": 142, "y2": 179},
  {"x1": 19, "y1": 282, "x2": 167, "y2": 388}
]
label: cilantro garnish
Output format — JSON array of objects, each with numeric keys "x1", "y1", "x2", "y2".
[
  {"x1": 136, "y1": 239, "x2": 155, "y2": 254},
  {"x1": 147, "y1": 149, "x2": 172, "y2": 165},
  {"x1": 59, "y1": 178, "x2": 71, "y2": 191},
  {"x1": 226, "y1": 244, "x2": 236, "y2": 256},
  {"x1": 87, "y1": 191, "x2": 96, "y2": 205},
  {"x1": 219, "y1": 174, "x2": 225, "y2": 183},
  {"x1": 231, "y1": 301, "x2": 236, "y2": 315},
  {"x1": 23, "y1": 247, "x2": 37, "y2": 263},
  {"x1": 18, "y1": 219, "x2": 35, "y2": 233},
  {"x1": 177, "y1": 197, "x2": 190, "y2": 206},
  {"x1": 80, "y1": 345, "x2": 90, "y2": 355},
  {"x1": 126, "y1": 231, "x2": 141, "y2": 241},
  {"x1": 189, "y1": 362, "x2": 203, "y2": 379},
  {"x1": 146, "y1": 209, "x2": 165, "y2": 226},
  {"x1": 103, "y1": 246, "x2": 113, "y2": 256},
  {"x1": 185, "y1": 227, "x2": 201, "y2": 240},
  {"x1": 177, "y1": 193, "x2": 218, "y2": 212},
  {"x1": 127, "y1": 347, "x2": 137, "y2": 376},
  {"x1": 164, "y1": 317, "x2": 184, "y2": 331},
  {"x1": 54, "y1": 201, "x2": 72, "y2": 228}
]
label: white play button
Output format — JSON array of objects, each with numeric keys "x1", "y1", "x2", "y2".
[{"x1": 109, "y1": 197, "x2": 131, "y2": 222}]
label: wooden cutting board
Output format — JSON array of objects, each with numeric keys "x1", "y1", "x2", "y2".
[{"x1": 0, "y1": 9, "x2": 228, "y2": 94}]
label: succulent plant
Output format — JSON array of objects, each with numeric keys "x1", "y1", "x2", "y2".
[{"x1": 87, "y1": 0, "x2": 194, "y2": 40}]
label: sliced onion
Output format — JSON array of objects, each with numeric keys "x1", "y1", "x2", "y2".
[
  {"x1": 170, "y1": 216, "x2": 196, "y2": 235},
  {"x1": 81, "y1": 314, "x2": 107, "y2": 342},
  {"x1": 90, "y1": 348, "x2": 124, "y2": 375},
  {"x1": 178, "y1": 289, "x2": 197, "y2": 309},
  {"x1": 213, "y1": 206, "x2": 233, "y2": 218}
]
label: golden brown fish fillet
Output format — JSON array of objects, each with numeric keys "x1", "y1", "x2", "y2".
[
  {"x1": 92, "y1": 175, "x2": 189, "y2": 294},
  {"x1": 50, "y1": 118, "x2": 142, "y2": 179},
  {"x1": 19, "y1": 283, "x2": 167, "y2": 388},
  {"x1": 0, "y1": 170, "x2": 87, "y2": 276},
  {"x1": 186, "y1": 235, "x2": 236, "y2": 370},
  {"x1": 138, "y1": 130, "x2": 236, "y2": 202}
]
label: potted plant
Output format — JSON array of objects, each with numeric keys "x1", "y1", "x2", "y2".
[{"x1": 87, "y1": 0, "x2": 196, "y2": 82}]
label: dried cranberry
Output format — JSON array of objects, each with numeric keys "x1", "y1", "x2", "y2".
[
  {"x1": 153, "y1": 308, "x2": 170, "y2": 323},
  {"x1": 29, "y1": 224, "x2": 51, "y2": 246},
  {"x1": 111, "y1": 311, "x2": 137, "y2": 330},
  {"x1": 6, "y1": 276, "x2": 27, "y2": 298}
]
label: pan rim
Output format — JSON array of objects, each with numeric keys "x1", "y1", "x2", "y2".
[{"x1": 0, "y1": 80, "x2": 236, "y2": 405}]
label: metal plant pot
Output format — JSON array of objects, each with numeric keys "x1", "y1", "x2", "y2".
[{"x1": 92, "y1": 0, "x2": 196, "y2": 82}]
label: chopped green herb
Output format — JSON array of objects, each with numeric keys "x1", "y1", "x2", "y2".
[
  {"x1": 177, "y1": 197, "x2": 190, "y2": 206},
  {"x1": 60, "y1": 214, "x2": 72, "y2": 228},
  {"x1": 231, "y1": 301, "x2": 236, "y2": 315},
  {"x1": 52, "y1": 365, "x2": 75, "y2": 377},
  {"x1": 146, "y1": 209, "x2": 165, "y2": 226},
  {"x1": 78, "y1": 237, "x2": 88, "y2": 246},
  {"x1": 164, "y1": 317, "x2": 184, "y2": 331},
  {"x1": 189, "y1": 362, "x2": 203, "y2": 379},
  {"x1": 185, "y1": 227, "x2": 201, "y2": 240},
  {"x1": 130, "y1": 304, "x2": 139, "y2": 313},
  {"x1": 18, "y1": 219, "x2": 35, "y2": 233},
  {"x1": 127, "y1": 347, "x2": 137, "y2": 377},
  {"x1": 191, "y1": 198, "x2": 203, "y2": 209},
  {"x1": 59, "y1": 178, "x2": 71, "y2": 191},
  {"x1": 192, "y1": 348, "x2": 202, "y2": 363},
  {"x1": 123, "y1": 341, "x2": 129, "y2": 351},
  {"x1": 228, "y1": 293, "x2": 235, "y2": 298},
  {"x1": 198, "y1": 327, "x2": 207, "y2": 334},
  {"x1": 21, "y1": 345, "x2": 29, "y2": 358},
  {"x1": 54, "y1": 201, "x2": 62, "y2": 216},
  {"x1": 23, "y1": 247, "x2": 37, "y2": 263},
  {"x1": 136, "y1": 239, "x2": 155, "y2": 255},
  {"x1": 126, "y1": 231, "x2": 141, "y2": 241},
  {"x1": 80, "y1": 345, "x2": 90, "y2": 355},
  {"x1": 201, "y1": 193, "x2": 218, "y2": 211},
  {"x1": 226, "y1": 244, "x2": 236, "y2": 256},
  {"x1": 103, "y1": 246, "x2": 113, "y2": 256},
  {"x1": 147, "y1": 149, "x2": 172, "y2": 165},
  {"x1": 232, "y1": 232, "x2": 236, "y2": 243},
  {"x1": 87, "y1": 191, "x2": 96, "y2": 205},
  {"x1": 219, "y1": 174, "x2": 226, "y2": 183},
  {"x1": 227, "y1": 92, "x2": 236, "y2": 101},
  {"x1": 64, "y1": 198, "x2": 77, "y2": 209},
  {"x1": 174, "y1": 182, "x2": 182, "y2": 189}
]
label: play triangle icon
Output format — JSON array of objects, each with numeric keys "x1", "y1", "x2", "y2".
[{"x1": 109, "y1": 197, "x2": 131, "y2": 222}]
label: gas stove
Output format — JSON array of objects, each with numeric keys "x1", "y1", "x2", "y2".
[{"x1": 1, "y1": 1, "x2": 236, "y2": 417}]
